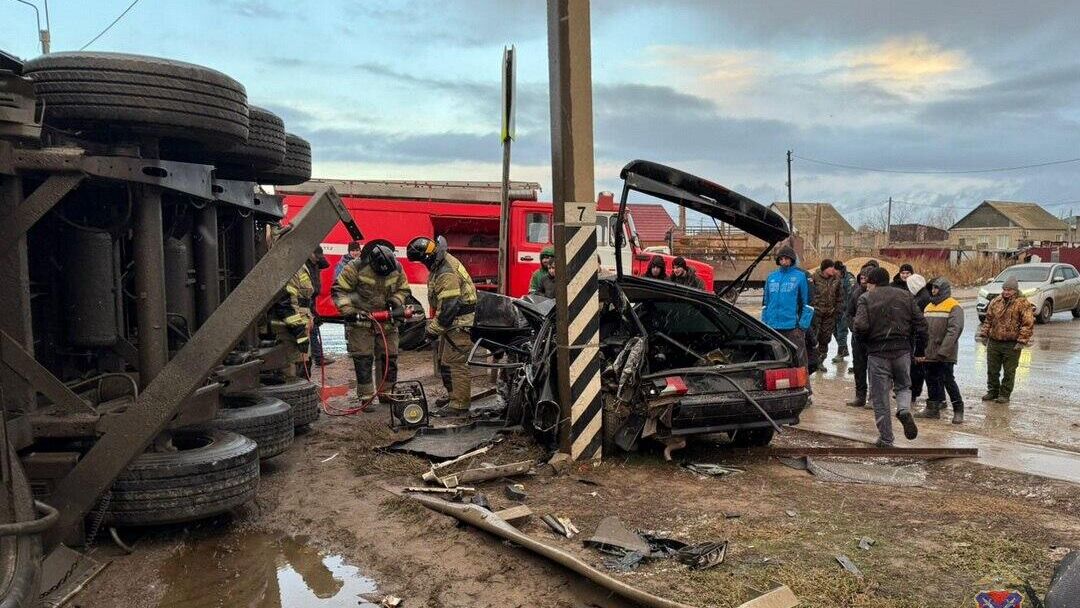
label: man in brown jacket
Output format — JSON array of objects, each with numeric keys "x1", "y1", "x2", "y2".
[
  {"x1": 810, "y1": 259, "x2": 842, "y2": 372},
  {"x1": 976, "y1": 276, "x2": 1035, "y2": 404}
]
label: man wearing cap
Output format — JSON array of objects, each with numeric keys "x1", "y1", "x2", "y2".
[
  {"x1": 976, "y1": 275, "x2": 1035, "y2": 404},
  {"x1": 892, "y1": 263, "x2": 914, "y2": 290},
  {"x1": 854, "y1": 267, "x2": 927, "y2": 447},
  {"x1": 762, "y1": 246, "x2": 812, "y2": 369},
  {"x1": 810, "y1": 260, "x2": 842, "y2": 372},
  {"x1": 670, "y1": 256, "x2": 705, "y2": 289},
  {"x1": 529, "y1": 247, "x2": 555, "y2": 295}
]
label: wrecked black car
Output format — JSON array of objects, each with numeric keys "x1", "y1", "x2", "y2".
[{"x1": 470, "y1": 161, "x2": 808, "y2": 456}]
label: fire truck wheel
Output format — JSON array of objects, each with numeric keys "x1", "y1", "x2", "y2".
[
  {"x1": 256, "y1": 378, "x2": 320, "y2": 429},
  {"x1": 256, "y1": 133, "x2": 311, "y2": 186},
  {"x1": 22, "y1": 52, "x2": 249, "y2": 151},
  {"x1": 214, "y1": 105, "x2": 287, "y2": 177},
  {"x1": 105, "y1": 430, "x2": 259, "y2": 526},
  {"x1": 213, "y1": 393, "x2": 294, "y2": 460}
]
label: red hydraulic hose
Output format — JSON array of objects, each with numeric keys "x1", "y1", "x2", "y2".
[{"x1": 316, "y1": 313, "x2": 391, "y2": 416}]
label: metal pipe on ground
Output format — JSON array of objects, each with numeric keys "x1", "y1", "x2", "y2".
[
  {"x1": 193, "y1": 204, "x2": 220, "y2": 328},
  {"x1": 409, "y1": 494, "x2": 798, "y2": 608}
]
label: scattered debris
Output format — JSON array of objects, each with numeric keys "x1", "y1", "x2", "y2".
[
  {"x1": 735, "y1": 586, "x2": 799, "y2": 608},
  {"x1": 505, "y1": 483, "x2": 527, "y2": 502},
  {"x1": 785, "y1": 510, "x2": 797, "y2": 518},
  {"x1": 403, "y1": 486, "x2": 475, "y2": 499},
  {"x1": 422, "y1": 446, "x2": 491, "y2": 483},
  {"x1": 779, "y1": 456, "x2": 926, "y2": 487},
  {"x1": 493, "y1": 505, "x2": 533, "y2": 525},
  {"x1": 681, "y1": 463, "x2": 743, "y2": 478},
  {"x1": 385, "y1": 421, "x2": 506, "y2": 460},
  {"x1": 724, "y1": 512, "x2": 742, "y2": 519},
  {"x1": 558, "y1": 516, "x2": 580, "y2": 537},
  {"x1": 320, "y1": 452, "x2": 338, "y2": 463},
  {"x1": 640, "y1": 532, "x2": 688, "y2": 557},
  {"x1": 835, "y1": 554, "x2": 863, "y2": 577},
  {"x1": 604, "y1": 551, "x2": 646, "y2": 572},
  {"x1": 381, "y1": 595, "x2": 403, "y2": 607},
  {"x1": 575, "y1": 478, "x2": 602, "y2": 487},
  {"x1": 546, "y1": 452, "x2": 572, "y2": 474},
  {"x1": 542, "y1": 514, "x2": 571, "y2": 538},
  {"x1": 676, "y1": 541, "x2": 728, "y2": 570},
  {"x1": 40, "y1": 545, "x2": 108, "y2": 608},
  {"x1": 469, "y1": 493, "x2": 491, "y2": 510},
  {"x1": 858, "y1": 537, "x2": 876, "y2": 551},
  {"x1": 584, "y1": 517, "x2": 652, "y2": 556},
  {"x1": 426, "y1": 460, "x2": 535, "y2": 489}
]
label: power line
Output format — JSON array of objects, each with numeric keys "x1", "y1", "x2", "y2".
[
  {"x1": 79, "y1": 0, "x2": 141, "y2": 51},
  {"x1": 793, "y1": 153, "x2": 1080, "y2": 175}
]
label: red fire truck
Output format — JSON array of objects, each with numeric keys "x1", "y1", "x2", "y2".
[{"x1": 278, "y1": 179, "x2": 715, "y2": 320}]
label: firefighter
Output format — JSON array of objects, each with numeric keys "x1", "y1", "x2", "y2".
[
  {"x1": 406, "y1": 235, "x2": 477, "y2": 413},
  {"x1": 331, "y1": 240, "x2": 411, "y2": 403},
  {"x1": 266, "y1": 244, "x2": 315, "y2": 380}
]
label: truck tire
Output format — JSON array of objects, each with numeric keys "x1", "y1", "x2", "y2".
[
  {"x1": 106, "y1": 429, "x2": 259, "y2": 526},
  {"x1": 0, "y1": 447, "x2": 41, "y2": 608},
  {"x1": 256, "y1": 378, "x2": 320, "y2": 429},
  {"x1": 214, "y1": 105, "x2": 287, "y2": 177},
  {"x1": 729, "y1": 427, "x2": 775, "y2": 447},
  {"x1": 23, "y1": 52, "x2": 248, "y2": 150},
  {"x1": 214, "y1": 394, "x2": 294, "y2": 459},
  {"x1": 256, "y1": 133, "x2": 311, "y2": 186}
]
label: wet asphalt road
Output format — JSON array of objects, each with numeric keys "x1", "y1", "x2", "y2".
[{"x1": 811, "y1": 303, "x2": 1080, "y2": 452}]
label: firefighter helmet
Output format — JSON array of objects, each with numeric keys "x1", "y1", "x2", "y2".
[
  {"x1": 406, "y1": 236, "x2": 439, "y2": 269},
  {"x1": 362, "y1": 239, "x2": 398, "y2": 276}
]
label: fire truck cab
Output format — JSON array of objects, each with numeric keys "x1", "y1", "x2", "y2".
[{"x1": 278, "y1": 179, "x2": 714, "y2": 321}]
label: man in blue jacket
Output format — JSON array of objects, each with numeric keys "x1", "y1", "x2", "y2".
[{"x1": 762, "y1": 245, "x2": 811, "y2": 368}]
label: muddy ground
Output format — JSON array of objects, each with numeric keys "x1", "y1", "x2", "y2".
[{"x1": 76, "y1": 352, "x2": 1079, "y2": 608}]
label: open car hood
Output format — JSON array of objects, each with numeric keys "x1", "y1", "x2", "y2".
[{"x1": 619, "y1": 160, "x2": 790, "y2": 244}]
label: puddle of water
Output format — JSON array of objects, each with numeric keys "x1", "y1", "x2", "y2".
[{"x1": 158, "y1": 532, "x2": 380, "y2": 608}]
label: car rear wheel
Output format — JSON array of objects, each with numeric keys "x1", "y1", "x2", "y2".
[
  {"x1": 1038, "y1": 300, "x2": 1053, "y2": 324},
  {"x1": 729, "y1": 427, "x2": 775, "y2": 447}
]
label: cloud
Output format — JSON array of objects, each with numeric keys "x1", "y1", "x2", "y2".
[{"x1": 225, "y1": 1, "x2": 291, "y2": 19}]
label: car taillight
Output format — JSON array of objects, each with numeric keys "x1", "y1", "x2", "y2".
[
  {"x1": 650, "y1": 376, "x2": 689, "y2": 397},
  {"x1": 764, "y1": 368, "x2": 807, "y2": 391}
]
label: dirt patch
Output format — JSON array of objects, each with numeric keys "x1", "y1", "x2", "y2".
[{"x1": 76, "y1": 354, "x2": 1080, "y2": 608}]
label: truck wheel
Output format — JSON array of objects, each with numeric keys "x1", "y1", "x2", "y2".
[
  {"x1": 1038, "y1": 300, "x2": 1053, "y2": 324},
  {"x1": 0, "y1": 448, "x2": 41, "y2": 606},
  {"x1": 214, "y1": 393, "x2": 294, "y2": 459},
  {"x1": 729, "y1": 427, "x2": 775, "y2": 447},
  {"x1": 23, "y1": 52, "x2": 248, "y2": 151},
  {"x1": 106, "y1": 430, "x2": 259, "y2": 526},
  {"x1": 214, "y1": 105, "x2": 287, "y2": 177},
  {"x1": 256, "y1": 133, "x2": 311, "y2": 185},
  {"x1": 256, "y1": 378, "x2": 320, "y2": 429}
]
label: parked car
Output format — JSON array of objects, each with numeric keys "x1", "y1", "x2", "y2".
[
  {"x1": 471, "y1": 160, "x2": 807, "y2": 455},
  {"x1": 977, "y1": 262, "x2": 1080, "y2": 324}
]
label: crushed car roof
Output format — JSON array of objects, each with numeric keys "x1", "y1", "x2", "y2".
[{"x1": 620, "y1": 160, "x2": 790, "y2": 244}]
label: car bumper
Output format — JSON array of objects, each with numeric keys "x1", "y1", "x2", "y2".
[{"x1": 664, "y1": 388, "x2": 808, "y2": 436}]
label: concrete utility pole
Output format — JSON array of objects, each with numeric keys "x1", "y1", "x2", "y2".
[
  {"x1": 886, "y1": 196, "x2": 893, "y2": 244},
  {"x1": 497, "y1": 45, "x2": 516, "y2": 294},
  {"x1": 547, "y1": 0, "x2": 603, "y2": 461},
  {"x1": 786, "y1": 150, "x2": 793, "y2": 231}
]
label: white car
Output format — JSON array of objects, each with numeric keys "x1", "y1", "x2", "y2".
[{"x1": 977, "y1": 262, "x2": 1080, "y2": 324}]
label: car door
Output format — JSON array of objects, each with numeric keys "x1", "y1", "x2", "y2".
[{"x1": 1066, "y1": 266, "x2": 1080, "y2": 310}]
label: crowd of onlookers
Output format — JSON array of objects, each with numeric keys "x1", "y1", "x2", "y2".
[{"x1": 763, "y1": 249, "x2": 1036, "y2": 447}]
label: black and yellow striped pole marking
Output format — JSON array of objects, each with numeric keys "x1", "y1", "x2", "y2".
[
  {"x1": 555, "y1": 202, "x2": 603, "y2": 461},
  {"x1": 548, "y1": 0, "x2": 600, "y2": 461}
]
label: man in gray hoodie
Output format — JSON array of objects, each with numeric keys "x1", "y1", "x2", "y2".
[{"x1": 916, "y1": 278, "x2": 965, "y2": 423}]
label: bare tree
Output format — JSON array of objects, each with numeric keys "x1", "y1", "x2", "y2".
[
  {"x1": 861, "y1": 201, "x2": 915, "y2": 233},
  {"x1": 923, "y1": 206, "x2": 957, "y2": 230}
]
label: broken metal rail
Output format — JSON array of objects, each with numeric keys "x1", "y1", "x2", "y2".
[
  {"x1": 762, "y1": 446, "x2": 978, "y2": 459},
  {"x1": 42, "y1": 185, "x2": 354, "y2": 549}
]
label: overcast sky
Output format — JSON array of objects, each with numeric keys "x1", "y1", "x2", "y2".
[{"x1": 3, "y1": 0, "x2": 1080, "y2": 227}]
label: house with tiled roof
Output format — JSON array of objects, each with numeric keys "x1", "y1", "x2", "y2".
[
  {"x1": 949, "y1": 201, "x2": 1069, "y2": 252},
  {"x1": 627, "y1": 203, "x2": 676, "y2": 247}
]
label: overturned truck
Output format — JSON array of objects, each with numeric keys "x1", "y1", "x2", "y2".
[
  {"x1": 1, "y1": 49, "x2": 357, "y2": 603},
  {"x1": 473, "y1": 161, "x2": 810, "y2": 457}
]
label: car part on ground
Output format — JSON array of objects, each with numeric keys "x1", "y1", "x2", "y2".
[
  {"x1": 23, "y1": 51, "x2": 249, "y2": 151},
  {"x1": 409, "y1": 494, "x2": 798, "y2": 608},
  {"x1": 256, "y1": 133, "x2": 312, "y2": 186},
  {"x1": 105, "y1": 429, "x2": 258, "y2": 526},
  {"x1": 256, "y1": 378, "x2": 320, "y2": 428},
  {"x1": 384, "y1": 421, "x2": 508, "y2": 460},
  {"x1": 211, "y1": 393, "x2": 294, "y2": 460}
]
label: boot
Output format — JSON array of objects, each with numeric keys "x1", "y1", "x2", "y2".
[
  {"x1": 896, "y1": 409, "x2": 919, "y2": 440},
  {"x1": 914, "y1": 401, "x2": 943, "y2": 419},
  {"x1": 846, "y1": 396, "x2": 866, "y2": 408},
  {"x1": 831, "y1": 353, "x2": 847, "y2": 362},
  {"x1": 951, "y1": 404, "x2": 964, "y2": 425},
  {"x1": 994, "y1": 395, "x2": 1010, "y2": 404},
  {"x1": 981, "y1": 392, "x2": 998, "y2": 401}
]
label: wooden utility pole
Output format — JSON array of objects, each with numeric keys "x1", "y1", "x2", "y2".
[
  {"x1": 547, "y1": 0, "x2": 602, "y2": 461},
  {"x1": 886, "y1": 196, "x2": 893, "y2": 244},
  {"x1": 786, "y1": 150, "x2": 793, "y2": 233},
  {"x1": 497, "y1": 46, "x2": 516, "y2": 294}
]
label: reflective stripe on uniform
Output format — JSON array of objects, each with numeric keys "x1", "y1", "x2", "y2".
[{"x1": 437, "y1": 289, "x2": 462, "y2": 300}]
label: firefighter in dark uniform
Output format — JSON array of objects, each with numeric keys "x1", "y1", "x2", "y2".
[
  {"x1": 331, "y1": 240, "x2": 412, "y2": 403},
  {"x1": 406, "y1": 236, "x2": 477, "y2": 413},
  {"x1": 266, "y1": 226, "x2": 316, "y2": 378}
]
